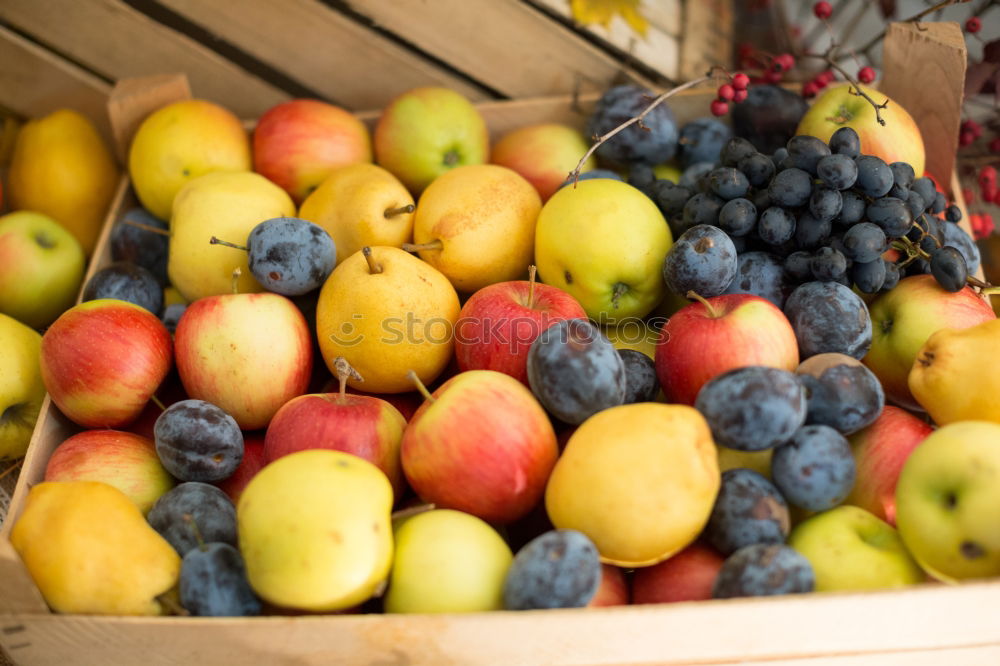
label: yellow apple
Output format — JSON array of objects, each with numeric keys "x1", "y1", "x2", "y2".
[
  {"x1": 0, "y1": 312, "x2": 44, "y2": 460},
  {"x1": 129, "y1": 99, "x2": 251, "y2": 220}
]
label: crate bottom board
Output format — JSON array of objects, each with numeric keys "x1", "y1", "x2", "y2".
[{"x1": 2, "y1": 579, "x2": 1000, "y2": 665}]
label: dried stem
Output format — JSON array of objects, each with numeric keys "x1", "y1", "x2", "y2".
[
  {"x1": 568, "y1": 70, "x2": 725, "y2": 184},
  {"x1": 0, "y1": 459, "x2": 23, "y2": 482},
  {"x1": 800, "y1": 38, "x2": 890, "y2": 125},
  {"x1": 848, "y1": 0, "x2": 966, "y2": 60}
]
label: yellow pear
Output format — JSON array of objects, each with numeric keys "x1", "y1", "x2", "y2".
[
  {"x1": 238, "y1": 449, "x2": 394, "y2": 611},
  {"x1": 299, "y1": 163, "x2": 415, "y2": 264},
  {"x1": 129, "y1": 99, "x2": 250, "y2": 220},
  {"x1": 10, "y1": 481, "x2": 180, "y2": 615},
  {"x1": 316, "y1": 246, "x2": 460, "y2": 393},
  {"x1": 385, "y1": 509, "x2": 512, "y2": 613},
  {"x1": 410, "y1": 164, "x2": 541, "y2": 292},
  {"x1": 909, "y1": 318, "x2": 1000, "y2": 425},
  {"x1": 7, "y1": 109, "x2": 120, "y2": 255},
  {"x1": 168, "y1": 171, "x2": 296, "y2": 302},
  {"x1": 545, "y1": 403, "x2": 719, "y2": 567},
  {"x1": 0, "y1": 312, "x2": 44, "y2": 460}
]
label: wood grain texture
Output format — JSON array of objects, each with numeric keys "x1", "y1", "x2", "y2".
[
  {"x1": 0, "y1": 26, "x2": 112, "y2": 143},
  {"x1": 0, "y1": 0, "x2": 288, "y2": 118},
  {"x1": 343, "y1": 0, "x2": 654, "y2": 97},
  {"x1": 529, "y1": 0, "x2": 680, "y2": 81},
  {"x1": 680, "y1": 0, "x2": 734, "y2": 80},
  {"x1": 880, "y1": 22, "x2": 966, "y2": 187},
  {"x1": 154, "y1": 0, "x2": 491, "y2": 110}
]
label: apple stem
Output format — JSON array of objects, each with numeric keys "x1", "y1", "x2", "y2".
[
  {"x1": 333, "y1": 356, "x2": 363, "y2": 404},
  {"x1": 210, "y1": 236, "x2": 248, "y2": 252},
  {"x1": 149, "y1": 394, "x2": 166, "y2": 412},
  {"x1": 231, "y1": 267, "x2": 242, "y2": 294},
  {"x1": 183, "y1": 513, "x2": 208, "y2": 552},
  {"x1": 686, "y1": 291, "x2": 720, "y2": 318},
  {"x1": 122, "y1": 219, "x2": 170, "y2": 237},
  {"x1": 384, "y1": 204, "x2": 415, "y2": 218},
  {"x1": 527, "y1": 265, "x2": 538, "y2": 309},
  {"x1": 402, "y1": 240, "x2": 444, "y2": 253},
  {"x1": 362, "y1": 246, "x2": 383, "y2": 274},
  {"x1": 407, "y1": 370, "x2": 436, "y2": 403}
]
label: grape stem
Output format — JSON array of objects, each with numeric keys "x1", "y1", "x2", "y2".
[{"x1": 568, "y1": 68, "x2": 729, "y2": 185}]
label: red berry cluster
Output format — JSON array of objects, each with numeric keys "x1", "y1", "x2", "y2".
[
  {"x1": 960, "y1": 119, "x2": 983, "y2": 147},
  {"x1": 711, "y1": 73, "x2": 749, "y2": 117},
  {"x1": 969, "y1": 212, "x2": 995, "y2": 240},
  {"x1": 979, "y1": 166, "x2": 998, "y2": 204},
  {"x1": 802, "y1": 70, "x2": 835, "y2": 98}
]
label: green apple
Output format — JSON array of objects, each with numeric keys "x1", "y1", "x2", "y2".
[
  {"x1": 789, "y1": 505, "x2": 923, "y2": 592},
  {"x1": 0, "y1": 312, "x2": 45, "y2": 460},
  {"x1": 373, "y1": 87, "x2": 489, "y2": 195},
  {"x1": 534, "y1": 178, "x2": 673, "y2": 321},
  {"x1": 895, "y1": 421, "x2": 1000, "y2": 581},
  {"x1": 0, "y1": 211, "x2": 85, "y2": 329},
  {"x1": 385, "y1": 509, "x2": 513, "y2": 613}
]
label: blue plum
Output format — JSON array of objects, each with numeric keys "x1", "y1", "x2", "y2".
[
  {"x1": 586, "y1": 85, "x2": 679, "y2": 167},
  {"x1": 154, "y1": 399, "x2": 244, "y2": 482},
  {"x1": 707, "y1": 469, "x2": 791, "y2": 555},
  {"x1": 783, "y1": 281, "x2": 872, "y2": 360},
  {"x1": 147, "y1": 482, "x2": 237, "y2": 556},
  {"x1": 503, "y1": 529, "x2": 601, "y2": 610},
  {"x1": 771, "y1": 424, "x2": 856, "y2": 511},
  {"x1": 662, "y1": 224, "x2": 737, "y2": 298},
  {"x1": 180, "y1": 542, "x2": 261, "y2": 616},
  {"x1": 712, "y1": 544, "x2": 815, "y2": 598}
]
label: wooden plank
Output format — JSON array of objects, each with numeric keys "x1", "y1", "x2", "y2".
[
  {"x1": 529, "y1": 0, "x2": 680, "y2": 81},
  {"x1": 880, "y1": 22, "x2": 966, "y2": 187},
  {"x1": 342, "y1": 0, "x2": 652, "y2": 98},
  {"x1": 0, "y1": 0, "x2": 289, "y2": 119},
  {"x1": 680, "y1": 0, "x2": 735, "y2": 80},
  {"x1": 0, "y1": 26, "x2": 112, "y2": 144},
  {"x1": 154, "y1": 0, "x2": 491, "y2": 110}
]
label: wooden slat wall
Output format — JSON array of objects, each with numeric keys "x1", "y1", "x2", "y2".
[
  {"x1": 153, "y1": 0, "x2": 492, "y2": 109},
  {"x1": 0, "y1": 0, "x2": 289, "y2": 118}
]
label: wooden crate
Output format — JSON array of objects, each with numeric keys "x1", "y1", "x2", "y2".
[{"x1": 1, "y1": 19, "x2": 994, "y2": 666}]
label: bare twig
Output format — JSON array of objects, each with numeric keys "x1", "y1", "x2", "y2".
[
  {"x1": 0, "y1": 459, "x2": 22, "y2": 482},
  {"x1": 848, "y1": 0, "x2": 968, "y2": 61},
  {"x1": 568, "y1": 69, "x2": 725, "y2": 183}
]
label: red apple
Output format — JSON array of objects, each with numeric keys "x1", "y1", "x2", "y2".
[
  {"x1": 588, "y1": 564, "x2": 629, "y2": 607},
  {"x1": 175, "y1": 292, "x2": 312, "y2": 430},
  {"x1": 214, "y1": 433, "x2": 267, "y2": 504},
  {"x1": 843, "y1": 405, "x2": 934, "y2": 526},
  {"x1": 655, "y1": 294, "x2": 799, "y2": 406},
  {"x1": 265, "y1": 360, "x2": 407, "y2": 496},
  {"x1": 44, "y1": 429, "x2": 175, "y2": 514},
  {"x1": 320, "y1": 377, "x2": 423, "y2": 422},
  {"x1": 864, "y1": 275, "x2": 995, "y2": 410},
  {"x1": 126, "y1": 370, "x2": 188, "y2": 440},
  {"x1": 454, "y1": 277, "x2": 587, "y2": 385},
  {"x1": 631, "y1": 543, "x2": 725, "y2": 604},
  {"x1": 490, "y1": 123, "x2": 596, "y2": 201},
  {"x1": 401, "y1": 369, "x2": 558, "y2": 524},
  {"x1": 253, "y1": 99, "x2": 372, "y2": 204},
  {"x1": 40, "y1": 299, "x2": 173, "y2": 428}
]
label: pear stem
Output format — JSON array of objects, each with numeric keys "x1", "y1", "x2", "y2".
[
  {"x1": 408, "y1": 370, "x2": 436, "y2": 403},
  {"x1": 333, "y1": 356, "x2": 363, "y2": 405},
  {"x1": 527, "y1": 265, "x2": 538, "y2": 309},
  {"x1": 686, "y1": 291, "x2": 720, "y2": 318},
  {"x1": 231, "y1": 267, "x2": 242, "y2": 295},
  {"x1": 183, "y1": 513, "x2": 208, "y2": 552},
  {"x1": 123, "y1": 219, "x2": 170, "y2": 237},
  {"x1": 384, "y1": 204, "x2": 415, "y2": 218},
  {"x1": 149, "y1": 394, "x2": 166, "y2": 412},
  {"x1": 402, "y1": 240, "x2": 444, "y2": 253},
  {"x1": 210, "y1": 236, "x2": 248, "y2": 252},
  {"x1": 362, "y1": 246, "x2": 382, "y2": 274}
]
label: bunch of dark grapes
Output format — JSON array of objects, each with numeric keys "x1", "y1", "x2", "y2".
[{"x1": 643, "y1": 126, "x2": 977, "y2": 303}]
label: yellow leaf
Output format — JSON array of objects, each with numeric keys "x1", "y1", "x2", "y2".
[{"x1": 570, "y1": 0, "x2": 650, "y2": 37}]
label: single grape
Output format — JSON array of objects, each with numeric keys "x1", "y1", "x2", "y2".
[
  {"x1": 850, "y1": 258, "x2": 888, "y2": 294},
  {"x1": 940, "y1": 221, "x2": 981, "y2": 274},
  {"x1": 910, "y1": 177, "x2": 937, "y2": 208},
  {"x1": 835, "y1": 190, "x2": 866, "y2": 226},
  {"x1": 718, "y1": 198, "x2": 757, "y2": 237},
  {"x1": 503, "y1": 529, "x2": 602, "y2": 610},
  {"x1": 751, "y1": 188, "x2": 772, "y2": 213},
  {"x1": 816, "y1": 154, "x2": 858, "y2": 190},
  {"x1": 244, "y1": 217, "x2": 337, "y2": 296},
  {"x1": 708, "y1": 167, "x2": 750, "y2": 200},
  {"x1": 945, "y1": 204, "x2": 962, "y2": 223},
  {"x1": 82, "y1": 261, "x2": 164, "y2": 315},
  {"x1": 694, "y1": 366, "x2": 807, "y2": 452},
  {"x1": 655, "y1": 183, "x2": 693, "y2": 220},
  {"x1": 771, "y1": 147, "x2": 790, "y2": 167},
  {"x1": 707, "y1": 469, "x2": 791, "y2": 555},
  {"x1": 720, "y1": 137, "x2": 757, "y2": 167},
  {"x1": 794, "y1": 212, "x2": 832, "y2": 250},
  {"x1": 854, "y1": 155, "x2": 893, "y2": 198},
  {"x1": 930, "y1": 246, "x2": 969, "y2": 292},
  {"x1": 931, "y1": 192, "x2": 947, "y2": 214},
  {"x1": 783, "y1": 281, "x2": 872, "y2": 359},
  {"x1": 662, "y1": 224, "x2": 738, "y2": 298},
  {"x1": 786, "y1": 135, "x2": 831, "y2": 176},
  {"x1": 618, "y1": 349, "x2": 659, "y2": 404},
  {"x1": 829, "y1": 127, "x2": 860, "y2": 158},
  {"x1": 866, "y1": 197, "x2": 912, "y2": 238},
  {"x1": 783, "y1": 250, "x2": 813, "y2": 282},
  {"x1": 842, "y1": 222, "x2": 886, "y2": 263},
  {"x1": 809, "y1": 186, "x2": 843, "y2": 222},
  {"x1": 679, "y1": 161, "x2": 715, "y2": 190},
  {"x1": 147, "y1": 482, "x2": 238, "y2": 556},
  {"x1": 904, "y1": 190, "x2": 926, "y2": 219},
  {"x1": 180, "y1": 542, "x2": 261, "y2": 617},
  {"x1": 890, "y1": 161, "x2": 915, "y2": 191},
  {"x1": 154, "y1": 399, "x2": 244, "y2": 482},
  {"x1": 881, "y1": 260, "x2": 902, "y2": 291},
  {"x1": 810, "y1": 246, "x2": 847, "y2": 282},
  {"x1": 771, "y1": 424, "x2": 856, "y2": 512},
  {"x1": 768, "y1": 168, "x2": 812, "y2": 208},
  {"x1": 738, "y1": 152, "x2": 776, "y2": 188},
  {"x1": 627, "y1": 164, "x2": 657, "y2": 191},
  {"x1": 712, "y1": 544, "x2": 815, "y2": 599},
  {"x1": 527, "y1": 319, "x2": 626, "y2": 424},
  {"x1": 681, "y1": 192, "x2": 725, "y2": 233}
]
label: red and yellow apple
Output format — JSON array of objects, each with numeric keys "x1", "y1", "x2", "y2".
[
  {"x1": 174, "y1": 292, "x2": 312, "y2": 430},
  {"x1": 655, "y1": 293, "x2": 799, "y2": 406},
  {"x1": 454, "y1": 277, "x2": 587, "y2": 385},
  {"x1": 214, "y1": 433, "x2": 266, "y2": 505},
  {"x1": 587, "y1": 564, "x2": 629, "y2": 607},
  {"x1": 253, "y1": 99, "x2": 372, "y2": 204},
  {"x1": 489, "y1": 123, "x2": 595, "y2": 201},
  {"x1": 401, "y1": 369, "x2": 558, "y2": 524},
  {"x1": 44, "y1": 429, "x2": 175, "y2": 514},
  {"x1": 630, "y1": 543, "x2": 725, "y2": 604},
  {"x1": 40, "y1": 299, "x2": 173, "y2": 428}
]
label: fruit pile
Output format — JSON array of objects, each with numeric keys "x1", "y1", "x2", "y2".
[{"x1": 8, "y1": 78, "x2": 1000, "y2": 620}]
